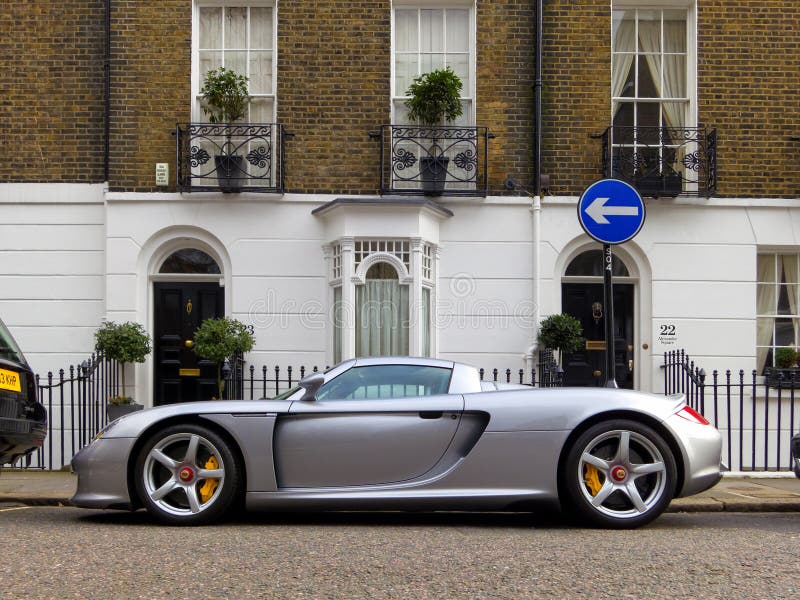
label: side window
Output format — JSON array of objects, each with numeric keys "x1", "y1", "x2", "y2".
[{"x1": 317, "y1": 365, "x2": 452, "y2": 401}]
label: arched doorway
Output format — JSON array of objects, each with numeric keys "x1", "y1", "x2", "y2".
[
  {"x1": 153, "y1": 248, "x2": 224, "y2": 405},
  {"x1": 561, "y1": 249, "x2": 636, "y2": 388}
]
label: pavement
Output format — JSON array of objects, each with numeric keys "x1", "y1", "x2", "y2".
[{"x1": 2, "y1": 469, "x2": 800, "y2": 512}]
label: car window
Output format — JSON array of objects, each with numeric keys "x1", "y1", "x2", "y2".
[
  {"x1": 0, "y1": 319, "x2": 25, "y2": 365},
  {"x1": 317, "y1": 365, "x2": 452, "y2": 401}
]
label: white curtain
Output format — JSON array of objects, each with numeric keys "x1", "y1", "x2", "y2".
[
  {"x1": 356, "y1": 281, "x2": 410, "y2": 357},
  {"x1": 639, "y1": 20, "x2": 686, "y2": 129},
  {"x1": 611, "y1": 19, "x2": 635, "y2": 118},
  {"x1": 757, "y1": 256, "x2": 776, "y2": 373},
  {"x1": 781, "y1": 255, "x2": 800, "y2": 351}
]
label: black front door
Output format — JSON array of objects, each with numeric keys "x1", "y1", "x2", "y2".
[
  {"x1": 154, "y1": 282, "x2": 224, "y2": 405},
  {"x1": 562, "y1": 282, "x2": 634, "y2": 388}
]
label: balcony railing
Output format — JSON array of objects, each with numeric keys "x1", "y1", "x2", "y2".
[
  {"x1": 601, "y1": 126, "x2": 717, "y2": 198},
  {"x1": 176, "y1": 123, "x2": 287, "y2": 193},
  {"x1": 371, "y1": 125, "x2": 493, "y2": 197}
]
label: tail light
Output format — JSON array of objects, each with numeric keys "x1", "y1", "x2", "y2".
[{"x1": 676, "y1": 405, "x2": 709, "y2": 425}]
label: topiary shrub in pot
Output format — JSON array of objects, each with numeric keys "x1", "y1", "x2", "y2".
[
  {"x1": 94, "y1": 321, "x2": 151, "y2": 420},
  {"x1": 767, "y1": 347, "x2": 800, "y2": 388},
  {"x1": 200, "y1": 67, "x2": 251, "y2": 193},
  {"x1": 404, "y1": 67, "x2": 463, "y2": 194},
  {"x1": 538, "y1": 313, "x2": 584, "y2": 368},
  {"x1": 192, "y1": 317, "x2": 255, "y2": 400}
]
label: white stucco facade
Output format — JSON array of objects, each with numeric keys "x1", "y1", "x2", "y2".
[{"x1": 2, "y1": 182, "x2": 799, "y2": 404}]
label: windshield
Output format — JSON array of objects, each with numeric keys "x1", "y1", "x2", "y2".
[
  {"x1": 271, "y1": 385, "x2": 300, "y2": 401},
  {"x1": 0, "y1": 319, "x2": 26, "y2": 366}
]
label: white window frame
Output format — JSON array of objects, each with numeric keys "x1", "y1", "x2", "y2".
[
  {"x1": 610, "y1": 0, "x2": 697, "y2": 129},
  {"x1": 390, "y1": 0, "x2": 477, "y2": 125},
  {"x1": 191, "y1": 0, "x2": 278, "y2": 123}
]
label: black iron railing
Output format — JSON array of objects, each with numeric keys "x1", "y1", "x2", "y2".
[
  {"x1": 176, "y1": 123, "x2": 287, "y2": 193},
  {"x1": 602, "y1": 126, "x2": 717, "y2": 198},
  {"x1": 664, "y1": 349, "x2": 799, "y2": 472},
  {"x1": 371, "y1": 124, "x2": 493, "y2": 197},
  {"x1": 3, "y1": 353, "x2": 117, "y2": 470}
]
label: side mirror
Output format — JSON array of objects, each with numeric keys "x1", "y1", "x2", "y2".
[{"x1": 298, "y1": 372, "x2": 325, "y2": 402}]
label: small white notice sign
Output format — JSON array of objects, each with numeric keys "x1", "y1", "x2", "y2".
[{"x1": 155, "y1": 163, "x2": 169, "y2": 186}]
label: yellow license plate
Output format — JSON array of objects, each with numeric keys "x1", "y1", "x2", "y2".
[{"x1": 0, "y1": 368, "x2": 22, "y2": 392}]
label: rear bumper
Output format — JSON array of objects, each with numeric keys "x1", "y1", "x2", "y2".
[
  {"x1": 663, "y1": 413, "x2": 723, "y2": 497},
  {"x1": 70, "y1": 437, "x2": 136, "y2": 510},
  {"x1": 0, "y1": 419, "x2": 47, "y2": 465}
]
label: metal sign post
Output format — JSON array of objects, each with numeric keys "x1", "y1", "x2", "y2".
[{"x1": 578, "y1": 179, "x2": 645, "y2": 388}]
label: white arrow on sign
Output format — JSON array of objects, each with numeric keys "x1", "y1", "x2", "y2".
[{"x1": 585, "y1": 197, "x2": 639, "y2": 225}]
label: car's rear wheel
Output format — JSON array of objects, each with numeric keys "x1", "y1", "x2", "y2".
[
  {"x1": 562, "y1": 419, "x2": 677, "y2": 529},
  {"x1": 134, "y1": 424, "x2": 240, "y2": 525}
]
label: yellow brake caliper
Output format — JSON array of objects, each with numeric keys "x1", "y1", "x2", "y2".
[
  {"x1": 584, "y1": 464, "x2": 603, "y2": 496},
  {"x1": 199, "y1": 456, "x2": 220, "y2": 503}
]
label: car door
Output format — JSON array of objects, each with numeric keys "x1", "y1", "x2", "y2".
[{"x1": 273, "y1": 364, "x2": 463, "y2": 488}]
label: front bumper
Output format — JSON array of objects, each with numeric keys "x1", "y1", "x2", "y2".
[
  {"x1": 70, "y1": 437, "x2": 137, "y2": 510},
  {"x1": 663, "y1": 412, "x2": 723, "y2": 497}
]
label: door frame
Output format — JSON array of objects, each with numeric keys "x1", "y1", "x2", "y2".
[
  {"x1": 554, "y1": 238, "x2": 652, "y2": 392},
  {"x1": 135, "y1": 228, "x2": 232, "y2": 408}
]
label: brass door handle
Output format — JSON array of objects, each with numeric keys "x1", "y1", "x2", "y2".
[{"x1": 185, "y1": 339, "x2": 194, "y2": 349}]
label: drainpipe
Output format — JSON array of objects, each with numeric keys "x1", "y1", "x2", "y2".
[
  {"x1": 526, "y1": 0, "x2": 544, "y2": 377},
  {"x1": 104, "y1": 0, "x2": 111, "y2": 182}
]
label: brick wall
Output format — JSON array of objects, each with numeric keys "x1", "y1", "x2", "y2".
[
  {"x1": 477, "y1": 0, "x2": 536, "y2": 195},
  {"x1": 108, "y1": 0, "x2": 191, "y2": 192},
  {"x1": 698, "y1": 2, "x2": 800, "y2": 198},
  {"x1": 0, "y1": 1, "x2": 105, "y2": 183},
  {"x1": 541, "y1": 0, "x2": 611, "y2": 197},
  {"x1": 277, "y1": 2, "x2": 391, "y2": 195}
]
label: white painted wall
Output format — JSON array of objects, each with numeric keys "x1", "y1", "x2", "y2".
[
  {"x1": 2, "y1": 184, "x2": 800, "y2": 404},
  {"x1": 0, "y1": 184, "x2": 106, "y2": 378}
]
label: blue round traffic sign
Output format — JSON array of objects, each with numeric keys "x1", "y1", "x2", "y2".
[{"x1": 577, "y1": 179, "x2": 645, "y2": 245}]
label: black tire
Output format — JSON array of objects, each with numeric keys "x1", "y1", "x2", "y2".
[
  {"x1": 134, "y1": 424, "x2": 241, "y2": 525},
  {"x1": 562, "y1": 419, "x2": 677, "y2": 529}
]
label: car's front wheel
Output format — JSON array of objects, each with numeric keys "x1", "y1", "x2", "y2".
[
  {"x1": 562, "y1": 419, "x2": 677, "y2": 529},
  {"x1": 134, "y1": 424, "x2": 241, "y2": 525}
]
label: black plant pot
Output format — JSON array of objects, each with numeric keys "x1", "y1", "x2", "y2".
[
  {"x1": 765, "y1": 367, "x2": 800, "y2": 389},
  {"x1": 420, "y1": 156, "x2": 449, "y2": 195},
  {"x1": 215, "y1": 155, "x2": 244, "y2": 193},
  {"x1": 635, "y1": 174, "x2": 682, "y2": 198},
  {"x1": 107, "y1": 402, "x2": 144, "y2": 422}
]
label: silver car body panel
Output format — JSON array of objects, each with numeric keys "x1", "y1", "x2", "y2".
[{"x1": 70, "y1": 358, "x2": 722, "y2": 512}]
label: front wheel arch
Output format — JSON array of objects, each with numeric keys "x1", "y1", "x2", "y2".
[{"x1": 126, "y1": 416, "x2": 247, "y2": 512}]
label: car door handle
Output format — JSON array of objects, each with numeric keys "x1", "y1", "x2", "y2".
[{"x1": 419, "y1": 411, "x2": 443, "y2": 419}]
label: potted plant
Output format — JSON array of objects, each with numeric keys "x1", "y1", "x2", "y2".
[
  {"x1": 538, "y1": 313, "x2": 584, "y2": 368},
  {"x1": 192, "y1": 317, "x2": 255, "y2": 400},
  {"x1": 199, "y1": 67, "x2": 251, "y2": 193},
  {"x1": 94, "y1": 321, "x2": 151, "y2": 420},
  {"x1": 766, "y1": 347, "x2": 800, "y2": 388},
  {"x1": 404, "y1": 67, "x2": 463, "y2": 194}
]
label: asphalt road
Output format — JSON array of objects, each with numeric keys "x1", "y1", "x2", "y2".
[{"x1": 1, "y1": 506, "x2": 799, "y2": 599}]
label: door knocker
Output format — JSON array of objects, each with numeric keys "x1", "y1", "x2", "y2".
[{"x1": 186, "y1": 299, "x2": 193, "y2": 315}]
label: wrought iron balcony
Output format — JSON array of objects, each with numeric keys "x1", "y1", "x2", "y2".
[
  {"x1": 176, "y1": 123, "x2": 287, "y2": 193},
  {"x1": 601, "y1": 126, "x2": 717, "y2": 198},
  {"x1": 371, "y1": 125, "x2": 493, "y2": 197}
]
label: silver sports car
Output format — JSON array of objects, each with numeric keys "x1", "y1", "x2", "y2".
[{"x1": 71, "y1": 357, "x2": 722, "y2": 528}]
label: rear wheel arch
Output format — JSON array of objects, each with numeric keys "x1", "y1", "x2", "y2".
[{"x1": 556, "y1": 410, "x2": 686, "y2": 502}]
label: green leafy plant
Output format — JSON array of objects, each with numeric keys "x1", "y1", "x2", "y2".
[
  {"x1": 193, "y1": 317, "x2": 255, "y2": 399},
  {"x1": 775, "y1": 347, "x2": 799, "y2": 369},
  {"x1": 94, "y1": 321, "x2": 152, "y2": 404},
  {"x1": 200, "y1": 67, "x2": 251, "y2": 124},
  {"x1": 404, "y1": 67, "x2": 463, "y2": 126},
  {"x1": 538, "y1": 313, "x2": 584, "y2": 365}
]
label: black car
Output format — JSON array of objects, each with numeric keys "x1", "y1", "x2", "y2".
[
  {"x1": 792, "y1": 434, "x2": 800, "y2": 479},
  {"x1": 0, "y1": 318, "x2": 47, "y2": 466}
]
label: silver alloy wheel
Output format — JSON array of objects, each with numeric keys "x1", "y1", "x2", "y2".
[
  {"x1": 577, "y1": 429, "x2": 668, "y2": 520},
  {"x1": 141, "y1": 432, "x2": 226, "y2": 517}
]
